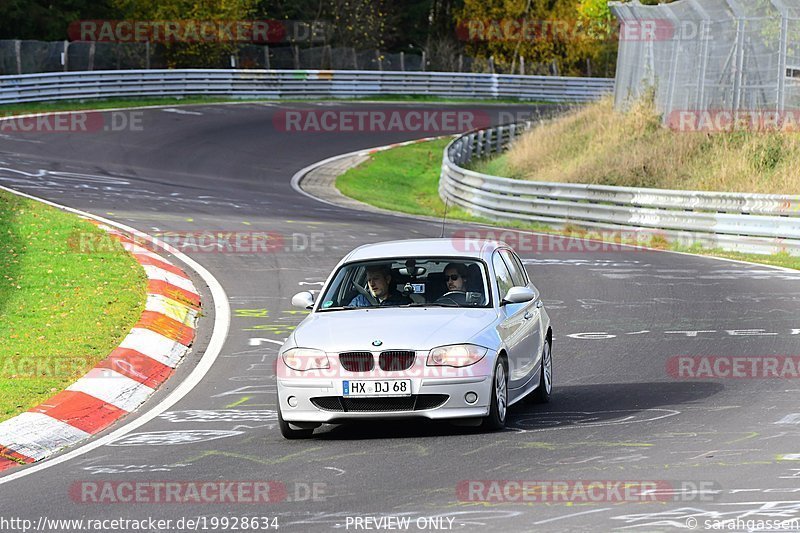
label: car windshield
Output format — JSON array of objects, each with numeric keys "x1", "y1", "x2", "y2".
[{"x1": 318, "y1": 257, "x2": 491, "y2": 310}]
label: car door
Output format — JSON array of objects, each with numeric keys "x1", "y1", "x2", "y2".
[
  {"x1": 492, "y1": 251, "x2": 533, "y2": 390},
  {"x1": 499, "y1": 249, "x2": 543, "y2": 388}
]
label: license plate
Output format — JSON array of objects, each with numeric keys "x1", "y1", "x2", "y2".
[{"x1": 343, "y1": 380, "x2": 412, "y2": 397}]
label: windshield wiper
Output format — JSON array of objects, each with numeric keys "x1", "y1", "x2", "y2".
[
  {"x1": 404, "y1": 302, "x2": 460, "y2": 308},
  {"x1": 319, "y1": 306, "x2": 367, "y2": 311}
]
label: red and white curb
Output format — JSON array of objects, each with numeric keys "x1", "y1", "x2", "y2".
[{"x1": 0, "y1": 221, "x2": 200, "y2": 472}]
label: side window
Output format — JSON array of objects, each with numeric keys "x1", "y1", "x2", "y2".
[
  {"x1": 500, "y1": 250, "x2": 528, "y2": 287},
  {"x1": 492, "y1": 253, "x2": 514, "y2": 299}
]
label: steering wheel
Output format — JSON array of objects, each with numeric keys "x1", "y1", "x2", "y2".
[
  {"x1": 351, "y1": 280, "x2": 379, "y2": 306},
  {"x1": 435, "y1": 291, "x2": 468, "y2": 306}
]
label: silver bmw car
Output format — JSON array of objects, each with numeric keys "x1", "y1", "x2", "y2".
[{"x1": 276, "y1": 238, "x2": 552, "y2": 438}]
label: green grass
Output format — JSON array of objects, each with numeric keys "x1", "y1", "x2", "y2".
[
  {"x1": 0, "y1": 96, "x2": 237, "y2": 115},
  {"x1": 335, "y1": 139, "x2": 800, "y2": 272},
  {"x1": 341, "y1": 95, "x2": 557, "y2": 105},
  {"x1": 670, "y1": 246, "x2": 800, "y2": 271},
  {"x1": 337, "y1": 138, "x2": 476, "y2": 219},
  {"x1": 0, "y1": 191, "x2": 146, "y2": 423},
  {"x1": 470, "y1": 154, "x2": 513, "y2": 177}
]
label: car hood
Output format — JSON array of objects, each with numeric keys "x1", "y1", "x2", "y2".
[{"x1": 293, "y1": 307, "x2": 498, "y2": 352}]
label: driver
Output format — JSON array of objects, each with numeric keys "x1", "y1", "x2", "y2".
[
  {"x1": 443, "y1": 263, "x2": 468, "y2": 293},
  {"x1": 349, "y1": 264, "x2": 411, "y2": 307}
]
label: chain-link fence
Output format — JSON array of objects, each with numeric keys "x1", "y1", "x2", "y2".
[
  {"x1": 0, "y1": 39, "x2": 498, "y2": 75},
  {"x1": 610, "y1": 0, "x2": 800, "y2": 121}
]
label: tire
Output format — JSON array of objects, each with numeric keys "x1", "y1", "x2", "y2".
[
  {"x1": 278, "y1": 403, "x2": 314, "y2": 439},
  {"x1": 532, "y1": 341, "x2": 552, "y2": 404},
  {"x1": 482, "y1": 357, "x2": 508, "y2": 431}
]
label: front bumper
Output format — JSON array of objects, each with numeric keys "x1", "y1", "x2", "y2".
[{"x1": 277, "y1": 375, "x2": 492, "y2": 423}]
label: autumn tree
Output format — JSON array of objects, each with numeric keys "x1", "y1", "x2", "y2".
[
  {"x1": 0, "y1": 0, "x2": 119, "y2": 40},
  {"x1": 112, "y1": 0, "x2": 258, "y2": 67},
  {"x1": 457, "y1": 0, "x2": 618, "y2": 76}
]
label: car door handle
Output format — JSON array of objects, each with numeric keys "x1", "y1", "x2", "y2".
[{"x1": 524, "y1": 311, "x2": 533, "y2": 320}]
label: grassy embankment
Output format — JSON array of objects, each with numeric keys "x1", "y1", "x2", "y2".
[
  {"x1": 0, "y1": 191, "x2": 146, "y2": 424},
  {"x1": 472, "y1": 96, "x2": 800, "y2": 194},
  {"x1": 336, "y1": 101, "x2": 800, "y2": 271}
]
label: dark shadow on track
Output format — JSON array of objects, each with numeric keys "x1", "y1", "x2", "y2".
[
  {"x1": 309, "y1": 382, "x2": 722, "y2": 440},
  {"x1": 507, "y1": 381, "x2": 724, "y2": 431}
]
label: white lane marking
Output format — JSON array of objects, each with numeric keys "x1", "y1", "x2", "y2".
[
  {"x1": 159, "y1": 410, "x2": 277, "y2": 423},
  {"x1": 776, "y1": 414, "x2": 800, "y2": 425},
  {"x1": 0, "y1": 167, "x2": 130, "y2": 185},
  {"x1": 161, "y1": 108, "x2": 203, "y2": 116},
  {"x1": 107, "y1": 430, "x2": 242, "y2": 447},
  {"x1": 249, "y1": 338, "x2": 284, "y2": 346},
  {"x1": 0, "y1": 184, "x2": 230, "y2": 486}
]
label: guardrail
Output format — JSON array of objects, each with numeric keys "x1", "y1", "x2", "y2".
[
  {"x1": 0, "y1": 69, "x2": 615, "y2": 105},
  {"x1": 441, "y1": 123, "x2": 800, "y2": 256}
]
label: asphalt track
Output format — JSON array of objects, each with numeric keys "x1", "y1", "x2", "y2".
[{"x1": 1, "y1": 102, "x2": 800, "y2": 533}]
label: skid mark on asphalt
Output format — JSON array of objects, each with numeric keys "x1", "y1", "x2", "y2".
[{"x1": 181, "y1": 447, "x2": 324, "y2": 467}]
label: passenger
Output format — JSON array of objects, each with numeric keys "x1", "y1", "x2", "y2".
[{"x1": 349, "y1": 265, "x2": 411, "y2": 307}]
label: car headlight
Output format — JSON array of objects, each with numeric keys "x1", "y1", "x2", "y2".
[
  {"x1": 426, "y1": 344, "x2": 488, "y2": 367},
  {"x1": 282, "y1": 348, "x2": 330, "y2": 371}
]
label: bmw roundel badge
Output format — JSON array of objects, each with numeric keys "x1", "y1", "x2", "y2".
[{"x1": 372, "y1": 340, "x2": 383, "y2": 347}]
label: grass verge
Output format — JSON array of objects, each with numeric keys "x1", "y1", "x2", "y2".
[
  {"x1": 0, "y1": 95, "x2": 554, "y2": 117},
  {"x1": 335, "y1": 139, "x2": 800, "y2": 271},
  {"x1": 0, "y1": 96, "x2": 237, "y2": 116},
  {"x1": 0, "y1": 190, "x2": 146, "y2": 423},
  {"x1": 470, "y1": 96, "x2": 800, "y2": 195}
]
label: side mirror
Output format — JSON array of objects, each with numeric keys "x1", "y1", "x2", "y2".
[
  {"x1": 291, "y1": 291, "x2": 315, "y2": 310},
  {"x1": 502, "y1": 286, "x2": 537, "y2": 305}
]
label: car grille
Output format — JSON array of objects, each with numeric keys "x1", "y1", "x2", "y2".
[
  {"x1": 379, "y1": 351, "x2": 416, "y2": 371},
  {"x1": 339, "y1": 352, "x2": 374, "y2": 372},
  {"x1": 311, "y1": 395, "x2": 449, "y2": 412}
]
